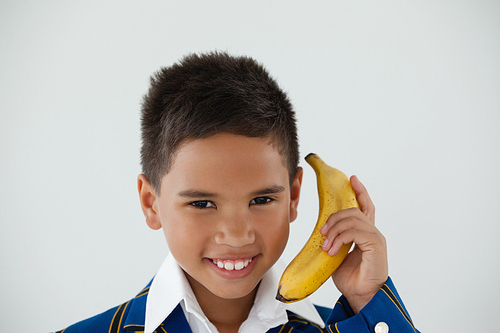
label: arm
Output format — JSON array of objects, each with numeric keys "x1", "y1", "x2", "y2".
[
  {"x1": 326, "y1": 277, "x2": 419, "y2": 332},
  {"x1": 320, "y1": 176, "x2": 419, "y2": 332}
]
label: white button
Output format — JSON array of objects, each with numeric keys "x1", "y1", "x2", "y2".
[{"x1": 374, "y1": 321, "x2": 389, "y2": 333}]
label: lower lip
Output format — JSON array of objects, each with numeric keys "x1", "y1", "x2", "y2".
[{"x1": 205, "y1": 255, "x2": 259, "y2": 280}]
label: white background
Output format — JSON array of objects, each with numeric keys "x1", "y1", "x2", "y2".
[{"x1": 1, "y1": 1, "x2": 499, "y2": 332}]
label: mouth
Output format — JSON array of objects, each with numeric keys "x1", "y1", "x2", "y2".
[{"x1": 209, "y1": 256, "x2": 257, "y2": 271}]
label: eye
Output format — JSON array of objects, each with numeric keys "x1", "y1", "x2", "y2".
[
  {"x1": 250, "y1": 197, "x2": 273, "y2": 205},
  {"x1": 190, "y1": 200, "x2": 216, "y2": 209}
]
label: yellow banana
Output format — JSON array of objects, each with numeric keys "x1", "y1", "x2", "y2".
[{"x1": 276, "y1": 153, "x2": 359, "y2": 303}]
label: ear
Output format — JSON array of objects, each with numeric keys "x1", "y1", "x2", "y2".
[
  {"x1": 289, "y1": 167, "x2": 303, "y2": 223},
  {"x1": 137, "y1": 174, "x2": 162, "y2": 230}
]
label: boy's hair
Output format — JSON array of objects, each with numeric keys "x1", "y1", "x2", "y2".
[{"x1": 140, "y1": 51, "x2": 299, "y2": 193}]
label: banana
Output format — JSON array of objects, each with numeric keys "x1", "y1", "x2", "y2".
[{"x1": 276, "y1": 153, "x2": 359, "y2": 303}]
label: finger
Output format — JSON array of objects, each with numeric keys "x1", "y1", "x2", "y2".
[
  {"x1": 327, "y1": 228, "x2": 373, "y2": 257},
  {"x1": 321, "y1": 214, "x2": 378, "y2": 253},
  {"x1": 350, "y1": 175, "x2": 375, "y2": 224},
  {"x1": 320, "y1": 207, "x2": 371, "y2": 236},
  {"x1": 327, "y1": 224, "x2": 386, "y2": 257}
]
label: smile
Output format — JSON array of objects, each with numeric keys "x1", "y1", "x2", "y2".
[{"x1": 211, "y1": 258, "x2": 253, "y2": 271}]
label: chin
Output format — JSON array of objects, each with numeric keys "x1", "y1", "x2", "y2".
[{"x1": 209, "y1": 280, "x2": 260, "y2": 300}]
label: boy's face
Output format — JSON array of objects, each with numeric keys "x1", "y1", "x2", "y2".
[{"x1": 138, "y1": 133, "x2": 302, "y2": 301}]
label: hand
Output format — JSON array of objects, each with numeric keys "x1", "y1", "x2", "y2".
[{"x1": 320, "y1": 175, "x2": 388, "y2": 314}]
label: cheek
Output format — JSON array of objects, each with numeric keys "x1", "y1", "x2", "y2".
[
  {"x1": 260, "y1": 208, "x2": 290, "y2": 252},
  {"x1": 160, "y1": 208, "x2": 212, "y2": 255}
]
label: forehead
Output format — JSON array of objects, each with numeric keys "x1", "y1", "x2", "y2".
[{"x1": 162, "y1": 133, "x2": 289, "y2": 194}]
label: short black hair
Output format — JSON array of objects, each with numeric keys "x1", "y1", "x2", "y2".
[{"x1": 140, "y1": 51, "x2": 299, "y2": 193}]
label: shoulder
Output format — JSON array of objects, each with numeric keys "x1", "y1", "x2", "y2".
[
  {"x1": 54, "y1": 303, "x2": 125, "y2": 333},
  {"x1": 53, "y1": 282, "x2": 151, "y2": 333}
]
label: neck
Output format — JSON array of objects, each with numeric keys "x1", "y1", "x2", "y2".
[{"x1": 185, "y1": 273, "x2": 259, "y2": 333}]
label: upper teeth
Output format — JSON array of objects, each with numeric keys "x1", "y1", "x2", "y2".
[{"x1": 213, "y1": 259, "x2": 252, "y2": 271}]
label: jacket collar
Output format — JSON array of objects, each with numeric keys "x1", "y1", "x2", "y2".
[{"x1": 120, "y1": 281, "x2": 193, "y2": 332}]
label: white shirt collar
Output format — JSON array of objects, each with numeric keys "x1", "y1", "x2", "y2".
[{"x1": 145, "y1": 253, "x2": 325, "y2": 333}]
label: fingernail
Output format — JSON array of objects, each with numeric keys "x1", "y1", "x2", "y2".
[
  {"x1": 322, "y1": 238, "x2": 329, "y2": 250},
  {"x1": 320, "y1": 223, "x2": 327, "y2": 234}
]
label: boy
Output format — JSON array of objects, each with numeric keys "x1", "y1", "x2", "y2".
[{"x1": 55, "y1": 52, "x2": 419, "y2": 333}]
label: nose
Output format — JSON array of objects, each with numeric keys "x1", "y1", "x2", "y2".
[{"x1": 213, "y1": 213, "x2": 256, "y2": 247}]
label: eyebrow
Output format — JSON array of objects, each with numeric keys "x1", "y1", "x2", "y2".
[
  {"x1": 177, "y1": 185, "x2": 286, "y2": 199},
  {"x1": 177, "y1": 189, "x2": 218, "y2": 199},
  {"x1": 250, "y1": 185, "x2": 286, "y2": 197}
]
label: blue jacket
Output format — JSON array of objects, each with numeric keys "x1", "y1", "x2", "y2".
[{"x1": 54, "y1": 277, "x2": 419, "y2": 333}]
